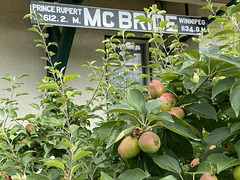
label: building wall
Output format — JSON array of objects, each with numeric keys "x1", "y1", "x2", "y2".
[{"x1": 0, "y1": 0, "x2": 213, "y2": 126}]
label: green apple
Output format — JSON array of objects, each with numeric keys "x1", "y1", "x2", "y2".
[
  {"x1": 138, "y1": 131, "x2": 161, "y2": 154},
  {"x1": 118, "y1": 136, "x2": 140, "y2": 159},
  {"x1": 149, "y1": 80, "x2": 165, "y2": 99}
]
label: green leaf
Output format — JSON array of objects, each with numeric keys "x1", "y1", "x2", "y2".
[
  {"x1": 214, "y1": 30, "x2": 235, "y2": 37},
  {"x1": 183, "y1": 50, "x2": 200, "y2": 60},
  {"x1": 162, "y1": 117, "x2": 198, "y2": 140},
  {"x1": 96, "y1": 49, "x2": 106, "y2": 54},
  {"x1": 23, "y1": 14, "x2": 34, "y2": 19},
  {"x1": 107, "y1": 103, "x2": 139, "y2": 120},
  {"x1": 212, "y1": 77, "x2": 235, "y2": 98},
  {"x1": 230, "y1": 122, "x2": 240, "y2": 135},
  {"x1": 147, "y1": 112, "x2": 174, "y2": 123},
  {"x1": 63, "y1": 73, "x2": 80, "y2": 83},
  {"x1": 185, "y1": 103, "x2": 217, "y2": 120},
  {"x1": 206, "y1": 153, "x2": 240, "y2": 173},
  {"x1": 16, "y1": 92, "x2": 29, "y2": 97},
  {"x1": 63, "y1": 142, "x2": 73, "y2": 148},
  {"x1": 117, "y1": 168, "x2": 150, "y2": 180},
  {"x1": 38, "y1": 82, "x2": 58, "y2": 91},
  {"x1": 106, "y1": 121, "x2": 133, "y2": 149},
  {"x1": 149, "y1": 38, "x2": 162, "y2": 44},
  {"x1": 73, "y1": 151, "x2": 92, "y2": 162},
  {"x1": 204, "y1": 127, "x2": 230, "y2": 146},
  {"x1": 153, "y1": 155, "x2": 182, "y2": 175},
  {"x1": 56, "y1": 97, "x2": 68, "y2": 104},
  {"x1": 126, "y1": 33, "x2": 135, "y2": 38},
  {"x1": 134, "y1": 15, "x2": 153, "y2": 24},
  {"x1": 42, "y1": 24, "x2": 53, "y2": 30},
  {"x1": 70, "y1": 124, "x2": 80, "y2": 134},
  {"x1": 230, "y1": 79, "x2": 240, "y2": 117},
  {"x1": 97, "y1": 121, "x2": 117, "y2": 145},
  {"x1": 113, "y1": 126, "x2": 135, "y2": 144},
  {"x1": 27, "y1": 174, "x2": 51, "y2": 180},
  {"x1": 100, "y1": 172, "x2": 114, "y2": 180},
  {"x1": 187, "y1": 161, "x2": 212, "y2": 175},
  {"x1": 146, "y1": 100, "x2": 164, "y2": 114},
  {"x1": 228, "y1": 3, "x2": 240, "y2": 15},
  {"x1": 201, "y1": 4, "x2": 211, "y2": 10},
  {"x1": 160, "y1": 175, "x2": 178, "y2": 180},
  {"x1": 72, "y1": 110, "x2": 88, "y2": 120},
  {"x1": 18, "y1": 73, "x2": 30, "y2": 79},
  {"x1": 138, "y1": 74, "x2": 151, "y2": 79},
  {"x1": 160, "y1": 21, "x2": 168, "y2": 29},
  {"x1": 126, "y1": 89, "x2": 146, "y2": 117},
  {"x1": 48, "y1": 42, "x2": 58, "y2": 47},
  {"x1": 0, "y1": 109, "x2": 4, "y2": 117},
  {"x1": 0, "y1": 76, "x2": 11, "y2": 82},
  {"x1": 71, "y1": 163, "x2": 83, "y2": 175},
  {"x1": 209, "y1": 54, "x2": 240, "y2": 67},
  {"x1": 44, "y1": 159, "x2": 65, "y2": 170},
  {"x1": 29, "y1": 103, "x2": 40, "y2": 111},
  {"x1": 234, "y1": 139, "x2": 240, "y2": 158}
]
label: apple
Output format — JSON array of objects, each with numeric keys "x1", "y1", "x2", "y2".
[
  {"x1": 157, "y1": 93, "x2": 176, "y2": 111},
  {"x1": 212, "y1": 76, "x2": 225, "y2": 83},
  {"x1": 190, "y1": 158, "x2": 200, "y2": 168},
  {"x1": 200, "y1": 174, "x2": 218, "y2": 180},
  {"x1": 160, "y1": 93, "x2": 176, "y2": 107},
  {"x1": 149, "y1": 80, "x2": 165, "y2": 98},
  {"x1": 21, "y1": 137, "x2": 29, "y2": 145},
  {"x1": 168, "y1": 107, "x2": 185, "y2": 119},
  {"x1": 118, "y1": 136, "x2": 140, "y2": 159},
  {"x1": 138, "y1": 131, "x2": 161, "y2": 154},
  {"x1": 209, "y1": 145, "x2": 216, "y2": 150},
  {"x1": 234, "y1": 166, "x2": 240, "y2": 180},
  {"x1": 26, "y1": 124, "x2": 36, "y2": 133},
  {"x1": 157, "y1": 96, "x2": 172, "y2": 111},
  {"x1": 191, "y1": 73, "x2": 200, "y2": 83}
]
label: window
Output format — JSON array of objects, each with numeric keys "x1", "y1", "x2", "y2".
[{"x1": 105, "y1": 36, "x2": 150, "y2": 86}]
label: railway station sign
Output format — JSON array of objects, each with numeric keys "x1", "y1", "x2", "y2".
[{"x1": 30, "y1": 1, "x2": 208, "y2": 35}]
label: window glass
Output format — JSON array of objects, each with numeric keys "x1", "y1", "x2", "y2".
[{"x1": 109, "y1": 42, "x2": 148, "y2": 86}]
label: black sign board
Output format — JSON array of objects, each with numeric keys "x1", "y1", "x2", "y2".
[{"x1": 30, "y1": 1, "x2": 208, "y2": 35}]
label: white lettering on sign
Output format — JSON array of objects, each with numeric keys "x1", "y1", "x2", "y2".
[
  {"x1": 152, "y1": 15, "x2": 165, "y2": 30},
  {"x1": 30, "y1": 1, "x2": 208, "y2": 35},
  {"x1": 133, "y1": 13, "x2": 146, "y2": 30},
  {"x1": 55, "y1": 6, "x2": 81, "y2": 15},
  {"x1": 102, "y1": 11, "x2": 114, "y2": 28},
  {"x1": 166, "y1": 15, "x2": 177, "y2": 32},
  {"x1": 84, "y1": 8, "x2": 101, "y2": 27},
  {"x1": 179, "y1": 18, "x2": 206, "y2": 25},
  {"x1": 119, "y1": 11, "x2": 132, "y2": 29},
  {"x1": 32, "y1": 4, "x2": 56, "y2": 13}
]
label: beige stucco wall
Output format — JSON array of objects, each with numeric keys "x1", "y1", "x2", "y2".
[{"x1": 0, "y1": 0, "x2": 213, "y2": 127}]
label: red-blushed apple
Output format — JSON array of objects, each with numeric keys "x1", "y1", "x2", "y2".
[
  {"x1": 168, "y1": 107, "x2": 185, "y2": 119},
  {"x1": 138, "y1": 131, "x2": 161, "y2": 153},
  {"x1": 118, "y1": 136, "x2": 140, "y2": 159},
  {"x1": 160, "y1": 93, "x2": 176, "y2": 107},
  {"x1": 21, "y1": 137, "x2": 29, "y2": 145},
  {"x1": 157, "y1": 93, "x2": 176, "y2": 111},
  {"x1": 200, "y1": 174, "x2": 218, "y2": 180},
  {"x1": 26, "y1": 124, "x2": 36, "y2": 133},
  {"x1": 157, "y1": 96, "x2": 171, "y2": 111},
  {"x1": 190, "y1": 158, "x2": 200, "y2": 168},
  {"x1": 149, "y1": 80, "x2": 165, "y2": 99},
  {"x1": 234, "y1": 166, "x2": 240, "y2": 180}
]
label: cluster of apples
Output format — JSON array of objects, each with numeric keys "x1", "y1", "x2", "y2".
[
  {"x1": 149, "y1": 80, "x2": 185, "y2": 119},
  {"x1": 118, "y1": 130, "x2": 161, "y2": 159}
]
